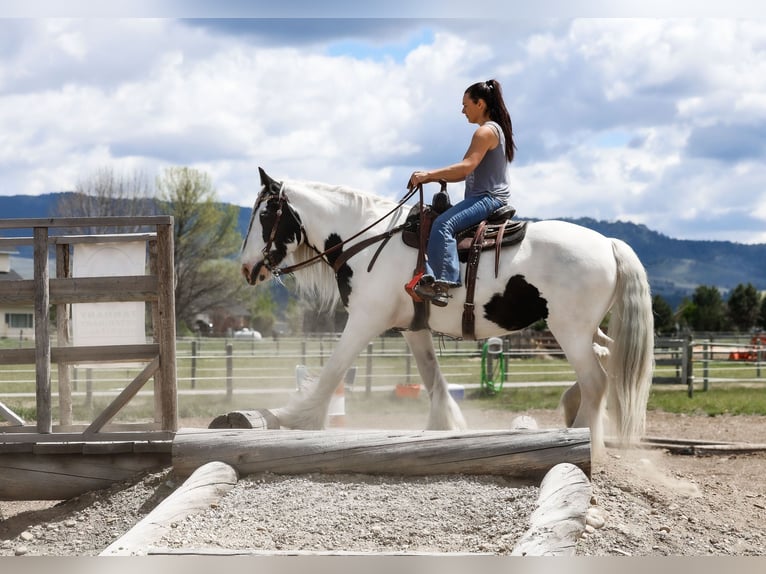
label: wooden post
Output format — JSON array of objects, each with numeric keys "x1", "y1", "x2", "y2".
[
  {"x1": 365, "y1": 342, "x2": 373, "y2": 396},
  {"x1": 33, "y1": 227, "x2": 51, "y2": 433},
  {"x1": 155, "y1": 222, "x2": 177, "y2": 432},
  {"x1": 226, "y1": 343, "x2": 233, "y2": 402},
  {"x1": 173, "y1": 427, "x2": 591, "y2": 483},
  {"x1": 190, "y1": 340, "x2": 197, "y2": 389},
  {"x1": 56, "y1": 243, "x2": 72, "y2": 426}
]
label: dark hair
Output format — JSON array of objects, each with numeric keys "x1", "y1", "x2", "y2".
[{"x1": 465, "y1": 79, "x2": 516, "y2": 163}]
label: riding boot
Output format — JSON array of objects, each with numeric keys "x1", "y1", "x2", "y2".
[{"x1": 414, "y1": 279, "x2": 453, "y2": 307}]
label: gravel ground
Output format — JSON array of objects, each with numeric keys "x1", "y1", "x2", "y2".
[{"x1": 2, "y1": 406, "x2": 766, "y2": 556}]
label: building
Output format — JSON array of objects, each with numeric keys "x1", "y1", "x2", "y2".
[{"x1": 0, "y1": 251, "x2": 33, "y2": 340}]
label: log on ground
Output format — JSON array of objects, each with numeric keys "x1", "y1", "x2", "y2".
[
  {"x1": 173, "y1": 428, "x2": 590, "y2": 483},
  {"x1": 0, "y1": 452, "x2": 169, "y2": 501},
  {"x1": 511, "y1": 462, "x2": 592, "y2": 556},
  {"x1": 101, "y1": 461, "x2": 238, "y2": 556}
]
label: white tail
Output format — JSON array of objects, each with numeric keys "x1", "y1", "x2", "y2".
[{"x1": 606, "y1": 239, "x2": 655, "y2": 446}]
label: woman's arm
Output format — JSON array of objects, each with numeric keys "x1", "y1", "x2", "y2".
[{"x1": 409, "y1": 124, "x2": 498, "y2": 187}]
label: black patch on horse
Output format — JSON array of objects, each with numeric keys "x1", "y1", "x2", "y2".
[
  {"x1": 259, "y1": 198, "x2": 302, "y2": 266},
  {"x1": 484, "y1": 274, "x2": 549, "y2": 331},
  {"x1": 324, "y1": 233, "x2": 353, "y2": 307}
]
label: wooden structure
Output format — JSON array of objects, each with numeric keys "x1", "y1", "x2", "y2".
[
  {"x1": 0, "y1": 217, "x2": 177, "y2": 500},
  {"x1": 173, "y1": 427, "x2": 591, "y2": 483},
  {"x1": 653, "y1": 337, "x2": 694, "y2": 396}
]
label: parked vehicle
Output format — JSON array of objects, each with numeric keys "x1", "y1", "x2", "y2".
[{"x1": 233, "y1": 328, "x2": 262, "y2": 340}]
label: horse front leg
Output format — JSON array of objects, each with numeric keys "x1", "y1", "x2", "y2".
[
  {"x1": 272, "y1": 320, "x2": 378, "y2": 430},
  {"x1": 402, "y1": 329, "x2": 467, "y2": 431}
]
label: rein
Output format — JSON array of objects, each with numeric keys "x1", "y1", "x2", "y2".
[{"x1": 260, "y1": 183, "x2": 423, "y2": 278}]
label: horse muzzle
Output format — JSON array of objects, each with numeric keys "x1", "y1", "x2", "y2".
[{"x1": 241, "y1": 261, "x2": 270, "y2": 285}]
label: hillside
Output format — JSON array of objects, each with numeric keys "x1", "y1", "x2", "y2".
[{"x1": 2, "y1": 193, "x2": 764, "y2": 307}]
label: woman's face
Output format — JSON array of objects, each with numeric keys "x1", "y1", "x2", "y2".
[{"x1": 461, "y1": 93, "x2": 486, "y2": 124}]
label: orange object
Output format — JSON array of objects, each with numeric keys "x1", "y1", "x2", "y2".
[{"x1": 395, "y1": 383, "x2": 421, "y2": 399}]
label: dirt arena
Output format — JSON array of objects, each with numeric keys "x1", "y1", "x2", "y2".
[{"x1": 1, "y1": 404, "x2": 765, "y2": 556}]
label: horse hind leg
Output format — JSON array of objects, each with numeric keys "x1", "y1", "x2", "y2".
[
  {"x1": 402, "y1": 330, "x2": 467, "y2": 431},
  {"x1": 560, "y1": 328, "x2": 610, "y2": 428},
  {"x1": 555, "y1": 332, "x2": 609, "y2": 455}
]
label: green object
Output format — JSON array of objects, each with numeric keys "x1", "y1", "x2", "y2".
[{"x1": 480, "y1": 337, "x2": 506, "y2": 396}]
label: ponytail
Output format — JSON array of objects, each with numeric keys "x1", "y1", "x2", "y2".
[{"x1": 465, "y1": 79, "x2": 516, "y2": 163}]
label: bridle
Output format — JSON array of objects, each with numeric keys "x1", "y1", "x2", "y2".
[{"x1": 247, "y1": 180, "x2": 424, "y2": 282}]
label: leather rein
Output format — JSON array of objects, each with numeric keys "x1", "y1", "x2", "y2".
[{"x1": 256, "y1": 183, "x2": 424, "y2": 279}]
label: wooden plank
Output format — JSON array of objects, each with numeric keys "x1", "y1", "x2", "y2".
[
  {"x1": 101, "y1": 461, "x2": 238, "y2": 556},
  {"x1": 0, "y1": 400, "x2": 25, "y2": 426},
  {"x1": 0, "y1": 216, "x2": 173, "y2": 229},
  {"x1": 0, "y1": 276, "x2": 158, "y2": 304},
  {"x1": 0, "y1": 431, "x2": 174, "y2": 443},
  {"x1": 0, "y1": 233, "x2": 157, "y2": 250},
  {"x1": 155, "y1": 223, "x2": 177, "y2": 432},
  {"x1": 0, "y1": 344, "x2": 160, "y2": 365},
  {"x1": 0, "y1": 452, "x2": 170, "y2": 500},
  {"x1": 56, "y1": 243, "x2": 72, "y2": 426},
  {"x1": 33, "y1": 226, "x2": 51, "y2": 434},
  {"x1": 172, "y1": 428, "x2": 591, "y2": 483},
  {"x1": 511, "y1": 463, "x2": 592, "y2": 556},
  {"x1": 83, "y1": 356, "x2": 160, "y2": 435}
]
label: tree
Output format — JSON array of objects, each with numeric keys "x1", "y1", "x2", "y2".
[
  {"x1": 55, "y1": 166, "x2": 156, "y2": 233},
  {"x1": 156, "y1": 167, "x2": 243, "y2": 332},
  {"x1": 652, "y1": 294, "x2": 676, "y2": 335},
  {"x1": 727, "y1": 283, "x2": 761, "y2": 332},
  {"x1": 682, "y1": 285, "x2": 728, "y2": 332},
  {"x1": 759, "y1": 296, "x2": 766, "y2": 330}
]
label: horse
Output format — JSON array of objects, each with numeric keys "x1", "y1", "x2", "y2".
[{"x1": 240, "y1": 168, "x2": 654, "y2": 455}]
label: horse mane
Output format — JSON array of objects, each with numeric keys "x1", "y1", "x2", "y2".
[{"x1": 283, "y1": 179, "x2": 397, "y2": 312}]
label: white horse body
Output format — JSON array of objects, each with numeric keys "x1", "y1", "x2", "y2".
[{"x1": 241, "y1": 170, "x2": 654, "y2": 454}]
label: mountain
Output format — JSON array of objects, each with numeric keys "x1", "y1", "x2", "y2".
[{"x1": 2, "y1": 193, "x2": 764, "y2": 308}]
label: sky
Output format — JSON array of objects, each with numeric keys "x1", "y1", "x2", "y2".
[{"x1": 2, "y1": 3, "x2": 766, "y2": 243}]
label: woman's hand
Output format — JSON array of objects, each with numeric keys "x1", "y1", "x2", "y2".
[{"x1": 407, "y1": 170, "x2": 430, "y2": 189}]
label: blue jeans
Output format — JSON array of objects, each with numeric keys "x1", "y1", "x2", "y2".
[{"x1": 424, "y1": 194, "x2": 505, "y2": 285}]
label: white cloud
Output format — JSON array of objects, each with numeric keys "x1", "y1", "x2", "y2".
[{"x1": 1, "y1": 17, "x2": 766, "y2": 244}]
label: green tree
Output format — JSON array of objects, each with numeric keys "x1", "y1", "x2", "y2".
[
  {"x1": 727, "y1": 283, "x2": 761, "y2": 332},
  {"x1": 683, "y1": 285, "x2": 728, "y2": 332},
  {"x1": 652, "y1": 294, "x2": 676, "y2": 335},
  {"x1": 156, "y1": 167, "x2": 243, "y2": 332},
  {"x1": 759, "y1": 296, "x2": 766, "y2": 330}
]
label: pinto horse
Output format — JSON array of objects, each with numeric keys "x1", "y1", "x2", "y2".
[{"x1": 241, "y1": 168, "x2": 654, "y2": 453}]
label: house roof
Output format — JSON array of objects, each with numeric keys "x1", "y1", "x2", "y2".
[{"x1": 0, "y1": 269, "x2": 23, "y2": 281}]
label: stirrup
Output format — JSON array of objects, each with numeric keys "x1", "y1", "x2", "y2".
[{"x1": 413, "y1": 281, "x2": 451, "y2": 307}]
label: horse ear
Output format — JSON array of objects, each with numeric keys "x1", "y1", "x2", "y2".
[{"x1": 258, "y1": 167, "x2": 281, "y2": 195}]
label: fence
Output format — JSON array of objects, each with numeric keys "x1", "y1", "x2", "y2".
[
  {"x1": 0, "y1": 216, "x2": 177, "y2": 444},
  {"x1": 4, "y1": 332, "x2": 763, "y2": 420}
]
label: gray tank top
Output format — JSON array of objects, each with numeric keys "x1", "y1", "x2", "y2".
[{"x1": 464, "y1": 121, "x2": 510, "y2": 202}]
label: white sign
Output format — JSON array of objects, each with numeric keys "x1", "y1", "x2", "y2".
[{"x1": 72, "y1": 242, "x2": 147, "y2": 347}]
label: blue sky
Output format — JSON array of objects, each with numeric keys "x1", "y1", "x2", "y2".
[{"x1": 2, "y1": 4, "x2": 766, "y2": 243}]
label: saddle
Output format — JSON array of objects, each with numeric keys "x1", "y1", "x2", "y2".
[{"x1": 401, "y1": 187, "x2": 528, "y2": 340}]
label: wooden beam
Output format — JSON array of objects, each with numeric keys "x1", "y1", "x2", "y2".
[
  {"x1": 100, "y1": 461, "x2": 238, "y2": 556},
  {"x1": 0, "y1": 276, "x2": 159, "y2": 305},
  {"x1": 0, "y1": 344, "x2": 160, "y2": 366},
  {"x1": 0, "y1": 216, "x2": 173, "y2": 229},
  {"x1": 172, "y1": 428, "x2": 591, "y2": 483},
  {"x1": 83, "y1": 356, "x2": 160, "y2": 435},
  {"x1": 0, "y1": 452, "x2": 170, "y2": 501},
  {"x1": 33, "y1": 226, "x2": 51, "y2": 434},
  {"x1": 155, "y1": 222, "x2": 177, "y2": 432}
]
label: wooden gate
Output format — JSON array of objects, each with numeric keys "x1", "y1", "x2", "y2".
[{"x1": 0, "y1": 217, "x2": 177, "y2": 499}]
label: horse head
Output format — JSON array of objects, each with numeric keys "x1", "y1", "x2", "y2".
[{"x1": 241, "y1": 167, "x2": 304, "y2": 285}]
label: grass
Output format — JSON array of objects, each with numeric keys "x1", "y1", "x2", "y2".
[{"x1": 2, "y1": 336, "x2": 766, "y2": 424}]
